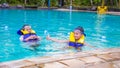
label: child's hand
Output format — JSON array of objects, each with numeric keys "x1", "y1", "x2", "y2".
[
  {"x1": 46, "y1": 35, "x2": 51, "y2": 40},
  {"x1": 38, "y1": 36, "x2": 41, "y2": 40}
]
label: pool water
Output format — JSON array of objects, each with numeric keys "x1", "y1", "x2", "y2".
[{"x1": 0, "y1": 9, "x2": 120, "y2": 62}]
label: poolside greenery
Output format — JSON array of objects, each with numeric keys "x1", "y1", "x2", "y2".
[{"x1": 0, "y1": 0, "x2": 120, "y2": 9}]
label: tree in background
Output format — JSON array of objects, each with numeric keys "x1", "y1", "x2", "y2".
[
  {"x1": 6, "y1": 0, "x2": 22, "y2": 5},
  {"x1": 0, "y1": 0, "x2": 119, "y2": 9},
  {"x1": 39, "y1": 0, "x2": 46, "y2": 7},
  {"x1": 116, "y1": 0, "x2": 120, "y2": 8},
  {"x1": 119, "y1": 0, "x2": 120, "y2": 8},
  {"x1": 0, "y1": 0, "x2": 7, "y2": 3},
  {"x1": 51, "y1": 0, "x2": 58, "y2": 7}
]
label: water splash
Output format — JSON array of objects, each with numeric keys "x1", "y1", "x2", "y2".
[
  {"x1": 101, "y1": 36, "x2": 106, "y2": 39},
  {"x1": 100, "y1": 36, "x2": 107, "y2": 42},
  {"x1": 44, "y1": 30, "x2": 49, "y2": 36},
  {"x1": 4, "y1": 26, "x2": 8, "y2": 30},
  {"x1": 69, "y1": 6, "x2": 72, "y2": 11}
]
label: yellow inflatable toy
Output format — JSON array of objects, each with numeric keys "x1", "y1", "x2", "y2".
[
  {"x1": 97, "y1": 6, "x2": 107, "y2": 14},
  {"x1": 97, "y1": 0, "x2": 108, "y2": 14}
]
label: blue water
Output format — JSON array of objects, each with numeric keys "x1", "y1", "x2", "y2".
[{"x1": 0, "y1": 9, "x2": 120, "y2": 62}]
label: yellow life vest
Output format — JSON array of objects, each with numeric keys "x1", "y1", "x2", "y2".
[
  {"x1": 21, "y1": 29, "x2": 36, "y2": 35},
  {"x1": 69, "y1": 32, "x2": 85, "y2": 44}
]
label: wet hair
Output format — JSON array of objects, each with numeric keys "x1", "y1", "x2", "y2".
[
  {"x1": 22, "y1": 24, "x2": 30, "y2": 30},
  {"x1": 74, "y1": 26, "x2": 84, "y2": 33},
  {"x1": 74, "y1": 26, "x2": 86, "y2": 36}
]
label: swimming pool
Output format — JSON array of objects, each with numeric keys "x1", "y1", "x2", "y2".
[{"x1": 0, "y1": 9, "x2": 120, "y2": 62}]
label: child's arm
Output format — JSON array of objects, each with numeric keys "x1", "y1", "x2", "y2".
[
  {"x1": 46, "y1": 35, "x2": 69, "y2": 43},
  {"x1": 19, "y1": 35, "x2": 24, "y2": 41}
]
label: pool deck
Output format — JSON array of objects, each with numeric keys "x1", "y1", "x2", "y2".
[
  {"x1": 0, "y1": 48, "x2": 120, "y2": 68},
  {"x1": 55, "y1": 8, "x2": 120, "y2": 15}
]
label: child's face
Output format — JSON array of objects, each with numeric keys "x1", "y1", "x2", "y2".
[
  {"x1": 74, "y1": 30, "x2": 82, "y2": 40},
  {"x1": 24, "y1": 26, "x2": 31, "y2": 32}
]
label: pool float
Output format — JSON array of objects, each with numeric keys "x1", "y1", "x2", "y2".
[{"x1": 97, "y1": 6, "x2": 107, "y2": 14}]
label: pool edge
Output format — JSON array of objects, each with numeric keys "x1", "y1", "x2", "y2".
[{"x1": 0, "y1": 48, "x2": 120, "y2": 68}]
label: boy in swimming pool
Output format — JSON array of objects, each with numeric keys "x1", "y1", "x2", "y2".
[
  {"x1": 46, "y1": 26, "x2": 94, "y2": 50},
  {"x1": 17, "y1": 24, "x2": 40, "y2": 42}
]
